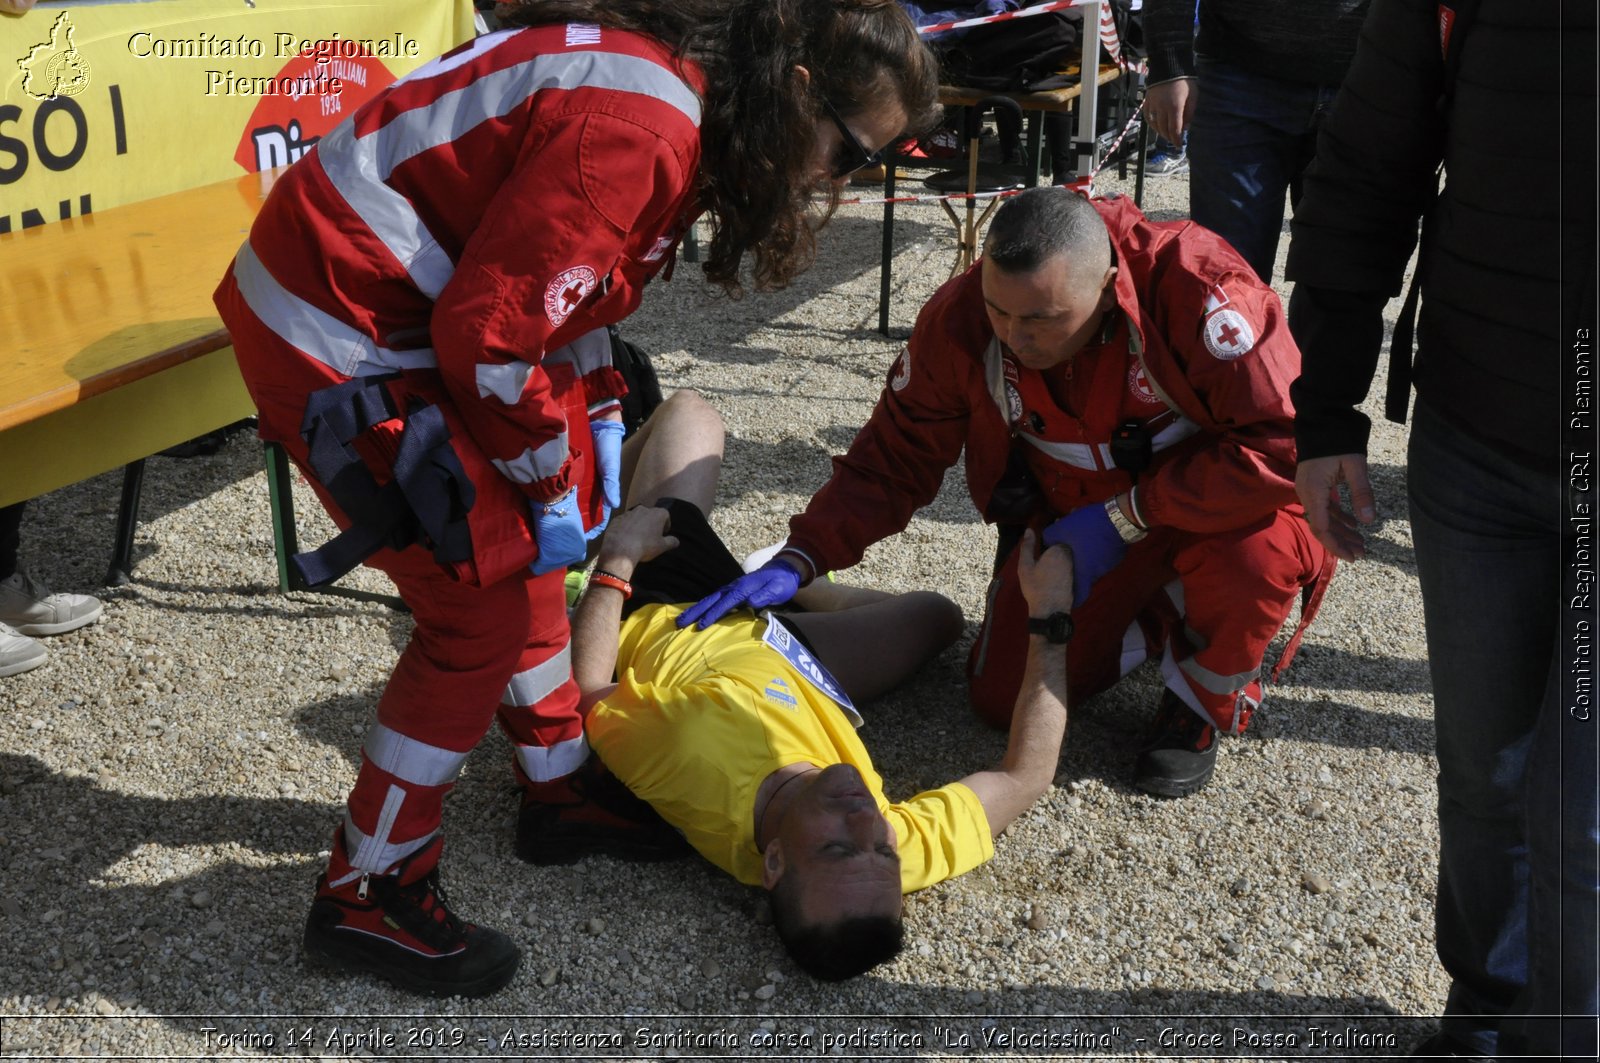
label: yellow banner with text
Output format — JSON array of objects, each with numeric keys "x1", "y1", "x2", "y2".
[{"x1": 0, "y1": 0, "x2": 475, "y2": 232}]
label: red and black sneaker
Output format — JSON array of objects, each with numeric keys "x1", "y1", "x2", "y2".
[
  {"x1": 515, "y1": 756, "x2": 691, "y2": 866},
  {"x1": 303, "y1": 837, "x2": 520, "y2": 998},
  {"x1": 1133, "y1": 690, "x2": 1219, "y2": 798}
]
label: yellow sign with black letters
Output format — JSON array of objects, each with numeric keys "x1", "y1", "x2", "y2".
[{"x1": 0, "y1": 0, "x2": 474, "y2": 233}]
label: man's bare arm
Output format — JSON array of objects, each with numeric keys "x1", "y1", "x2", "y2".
[
  {"x1": 957, "y1": 531, "x2": 1073, "y2": 837},
  {"x1": 569, "y1": 506, "x2": 678, "y2": 708}
]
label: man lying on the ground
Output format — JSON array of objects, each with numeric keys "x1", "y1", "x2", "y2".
[{"x1": 569, "y1": 389, "x2": 1075, "y2": 980}]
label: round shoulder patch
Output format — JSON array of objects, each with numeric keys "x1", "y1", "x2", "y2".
[
  {"x1": 889, "y1": 346, "x2": 911, "y2": 391},
  {"x1": 1203, "y1": 308, "x2": 1256, "y2": 361},
  {"x1": 544, "y1": 266, "x2": 599, "y2": 327}
]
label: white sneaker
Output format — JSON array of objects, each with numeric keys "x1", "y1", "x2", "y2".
[
  {"x1": 0, "y1": 621, "x2": 47, "y2": 678},
  {"x1": 0, "y1": 571, "x2": 104, "y2": 636},
  {"x1": 741, "y1": 541, "x2": 787, "y2": 574}
]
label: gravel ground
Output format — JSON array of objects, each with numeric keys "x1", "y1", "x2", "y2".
[{"x1": 0, "y1": 164, "x2": 1444, "y2": 1061}]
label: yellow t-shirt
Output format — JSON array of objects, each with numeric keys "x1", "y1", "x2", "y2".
[{"x1": 586, "y1": 604, "x2": 994, "y2": 890}]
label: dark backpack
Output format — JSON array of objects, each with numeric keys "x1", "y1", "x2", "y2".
[
  {"x1": 937, "y1": 4, "x2": 1083, "y2": 91},
  {"x1": 607, "y1": 325, "x2": 664, "y2": 438}
]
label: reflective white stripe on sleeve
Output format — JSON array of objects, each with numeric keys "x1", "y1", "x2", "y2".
[
  {"x1": 514, "y1": 733, "x2": 589, "y2": 783},
  {"x1": 503, "y1": 643, "x2": 572, "y2": 707},
  {"x1": 543, "y1": 327, "x2": 615, "y2": 378},
  {"x1": 391, "y1": 27, "x2": 521, "y2": 87},
  {"x1": 1150, "y1": 416, "x2": 1202, "y2": 452},
  {"x1": 492, "y1": 433, "x2": 570, "y2": 485},
  {"x1": 232, "y1": 243, "x2": 439, "y2": 377},
  {"x1": 363, "y1": 723, "x2": 469, "y2": 788},
  {"x1": 316, "y1": 122, "x2": 458, "y2": 300},
  {"x1": 318, "y1": 50, "x2": 702, "y2": 301},
  {"x1": 476, "y1": 360, "x2": 537, "y2": 404}
]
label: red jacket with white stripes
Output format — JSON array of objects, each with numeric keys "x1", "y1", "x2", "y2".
[
  {"x1": 223, "y1": 24, "x2": 705, "y2": 503},
  {"x1": 786, "y1": 196, "x2": 1304, "y2": 575}
]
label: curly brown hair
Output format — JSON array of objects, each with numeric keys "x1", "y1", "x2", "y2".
[{"x1": 497, "y1": 0, "x2": 939, "y2": 293}]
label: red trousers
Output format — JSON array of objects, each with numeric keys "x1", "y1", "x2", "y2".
[
  {"x1": 968, "y1": 509, "x2": 1329, "y2": 732},
  {"x1": 224, "y1": 287, "x2": 585, "y2": 878}
]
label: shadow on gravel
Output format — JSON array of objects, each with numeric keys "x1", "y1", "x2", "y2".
[
  {"x1": 123, "y1": 581, "x2": 412, "y2": 633},
  {"x1": 1273, "y1": 644, "x2": 1432, "y2": 695},
  {"x1": 0, "y1": 753, "x2": 335, "y2": 1006}
]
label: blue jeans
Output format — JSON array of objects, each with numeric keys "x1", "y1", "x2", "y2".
[
  {"x1": 1408, "y1": 400, "x2": 1600, "y2": 1057},
  {"x1": 1187, "y1": 58, "x2": 1340, "y2": 284}
]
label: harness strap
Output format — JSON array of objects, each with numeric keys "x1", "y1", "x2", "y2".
[
  {"x1": 1272, "y1": 553, "x2": 1339, "y2": 681},
  {"x1": 292, "y1": 375, "x2": 477, "y2": 587}
]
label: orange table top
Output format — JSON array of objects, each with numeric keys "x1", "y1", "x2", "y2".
[{"x1": 0, "y1": 171, "x2": 273, "y2": 432}]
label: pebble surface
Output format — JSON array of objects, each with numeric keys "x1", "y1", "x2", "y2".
[{"x1": 0, "y1": 168, "x2": 1444, "y2": 1057}]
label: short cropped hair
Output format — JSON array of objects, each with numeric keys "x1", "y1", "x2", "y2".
[
  {"x1": 769, "y1": 875, "x2": 904, "y2": 980},
  {"x1": 983, "y1": 187, "x2": 1110, "y2": 279}
]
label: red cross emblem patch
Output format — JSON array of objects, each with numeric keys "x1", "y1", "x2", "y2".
[
  {"x1": 889, "y1": 345, "x2": 912, "y2": 391},
  {"x1": 544, "y1": 265, "x2": 599, "y2": 327},
  {"x1": 1203, "y1": 308, "x2": 1256, "y2": 361},
  {"x1": 1127, "y1": 363, "x2": 1162, "y2": 406}
]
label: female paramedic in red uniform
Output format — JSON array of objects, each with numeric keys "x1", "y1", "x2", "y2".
[{"x1": 214, "y1": 0, "x2": 938, "y2": 998}]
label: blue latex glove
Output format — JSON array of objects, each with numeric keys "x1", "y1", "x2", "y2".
[
  {"x1": 1041, "y1": 503, "x2": 1126, "y2": 608},
  {"x1": 529, "y1": 490, "x2": 587, "y2": 576},
  {"x1": 676, "y1": 558, "x2": 803, "y2": 630},
  {"x1": 586, "y1": 418, "x2": 626, "y2": 541}
]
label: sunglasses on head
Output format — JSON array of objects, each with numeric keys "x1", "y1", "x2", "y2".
[{"x1": 821, "y1": 98, "x2": 882, "y2": 179}]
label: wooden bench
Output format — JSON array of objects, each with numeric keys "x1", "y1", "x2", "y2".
[
  {"x1": 875, "y1": 62, "x2": 1131, "y2": 334},
  {"x1": 0, "y1": 174, "x2": 270, "y2": 582}
]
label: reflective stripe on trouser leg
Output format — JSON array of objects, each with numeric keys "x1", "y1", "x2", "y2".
[
  {"x1": 344, "y1": 534, "x2": 538, "y2": 877},
  {"x1": 1118, "y1": 579, "x2": 1184, "y2": 680},
  {"x1": 341, "y1": 782, "x2": 441, "y2": 877},
  {"x1": 1160, "y1": 511, "x2": 1317, "y2": 732},
  {"x1": 334, "y1": 722, "x2": 472, "y2": 877},
  {"x1": 1161, "y1": 631, "x2": 1263, "y2": 734},
  {"x1": 498, "y1": 569, "x2": 586, "y2": 782}
]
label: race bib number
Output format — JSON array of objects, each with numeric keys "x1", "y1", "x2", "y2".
[{"x1": 762, "y1": 615, "x2": 862, "y2": 727}]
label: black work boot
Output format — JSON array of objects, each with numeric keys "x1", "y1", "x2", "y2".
[
  {"x1": 1133, "y1": 690, "x2": 1219, "y2": 798},
  {"x1": 304, "y1": 837, "x2": 520, "y2": 998},
  {"x1": 515, "y1": 756, "x2": 690, "y2": 866}
]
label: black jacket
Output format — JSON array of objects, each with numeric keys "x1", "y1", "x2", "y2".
[
  {"x1": 1286, "y1": 0, "x2": 1596, "y2": 470},
  {"x1": 1143, "y1": 0, "x2": 1368, "y2": 87}
]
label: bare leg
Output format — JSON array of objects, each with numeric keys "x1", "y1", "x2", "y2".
[
  {"x1": 785, "y1": 592, "x2": 965, "y2": 703},
  {"x1": 619, "y1": 390, "x2": 725, "y2": 515},
  {"x1": 793, "y1": 579, "x2": 892, "y2": 612}
]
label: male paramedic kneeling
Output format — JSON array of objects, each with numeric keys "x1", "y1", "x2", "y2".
[
  {"x1": 687, "y1": 187, "x2": 1333, "y2": 799},
  {"x1": 214, "y1": 0, "x2": 939, "y2": 997}
]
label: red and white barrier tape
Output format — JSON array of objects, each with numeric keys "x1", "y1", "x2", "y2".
[
  {"x1": 1084, "y1": 98, "x2": 1145, "y2": 186},
  {"x1": 917, "y1": 0, "x2": 1145, "y2": 74},
  {"x1": 915, "y1": 0, "x2": 1089, "y2": 36}
]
